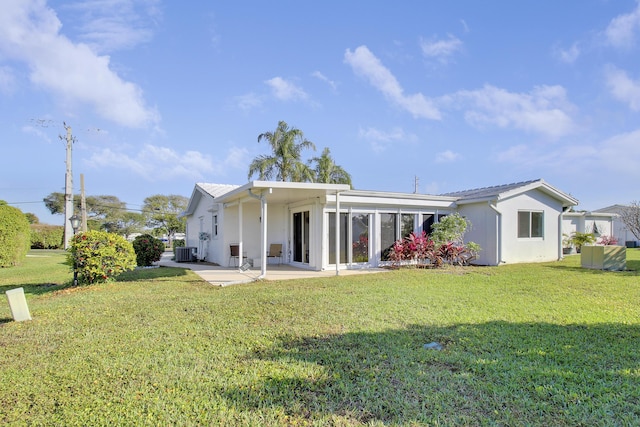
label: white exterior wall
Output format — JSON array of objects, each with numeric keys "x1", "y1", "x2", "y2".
[
  {"x1": 562, "y1": 213, "x2": 617, "y2": 245},
  {"x1": 184, "y1": 194, "x2": 214, "y2": 261},
  {"x1": 498, "y1": 191, "x2": 563, "y2": 264},
  {"x1": 457, "y1": 203, "x2": 499, "y2": 266}
]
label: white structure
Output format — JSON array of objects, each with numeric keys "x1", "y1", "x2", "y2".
[
  {"x1": 562, "y1": 211, "x2": 616, "y2": 246},
  {"x1": 594, "y1": 205, "x2": 639, "y2": 248},
  {"x1": 182, "y1": 179, "x2": 579, "y2": 275}
]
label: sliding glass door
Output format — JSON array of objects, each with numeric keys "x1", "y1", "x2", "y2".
[{"x1": 293, "y1": 211, "x2": 310, "y2": 263}]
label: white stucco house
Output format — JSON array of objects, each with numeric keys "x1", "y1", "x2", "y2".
[
  {"x1": 181, "y1": 179, "x2": 580, "y2": 276},
  {"x1": 593, "y1": 205, "x2": 639, "y2": 248}
]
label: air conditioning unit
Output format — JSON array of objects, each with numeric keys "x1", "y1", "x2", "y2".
[{"x1": 175, "y1": 247, "x2": 196, "y2": 262}]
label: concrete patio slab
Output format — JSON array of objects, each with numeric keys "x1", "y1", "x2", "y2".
[{"x1": 156, "y1": 251, "x2": 386, "y2": 286}]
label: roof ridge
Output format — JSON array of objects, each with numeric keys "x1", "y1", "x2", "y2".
[{"x1": 439, "y1": 179, "x2": 541, "y2": 197}]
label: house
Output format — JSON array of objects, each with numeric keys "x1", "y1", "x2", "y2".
[
  {"x1": 561, "y1": 210, "x2": 616, "y2": 250},
  {"x1": 181, "y1": 179, "x2": 579, "y2": 275},
  {"x1": 593, "y1": 205, "x2": 639, "y2": 248}
]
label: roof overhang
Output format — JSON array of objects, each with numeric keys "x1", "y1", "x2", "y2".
[
  {"x1": 215, "y1": 181, "x2": 352, "y2": 206},
  {"x1": 456, "y1": 179, "x2": 579, "y2": 207}
]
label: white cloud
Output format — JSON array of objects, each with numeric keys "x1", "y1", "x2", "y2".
[
  {"x1": 344, "y1": 45, "x2": 441, "y2": 120},
  {"x1": 0, "y1": 0, "x2": 159, "y2": 128},
  {"x1": 22, "y1": 125, "x2": 52, "y2": 144},
  {"x1": 495, "y1": 128, "x2": 640, "y2": 180},
  {"x1": 599, "y1": 128, "x2": 640, "y2": 175},
  {"x1": 554, "y1": 42, "x2": 580, "y2": 64},
  {"x1": 86, "y1": 144, "x2": 217, "y2": 181},
  {"x1": 358, "y1": 126, "x2": 417, "y2": 153},
  {"x1": 420, "y1": 34, "x2": 463, "y2": 62},
  {"x1": 604, "y1": 65, "x2": 640, "y2": 111},
  {"x1": 265, "y1": 77, "x2": 309, "y2": 102},
  {"x1": 0, "y1": 66, "x2": 16, "y2": 94},
  {"x1": 235, "y1": 92, "x2": 263, "y2": 111},
  {"x1": 435, "y1": 150, "x2": 460, "y2": 163},
  {"x1": 65, "y1": 0, "x2": 161, "y2": 53},
  {"x1": 604, "y1": 1, "x2": 640, "y2": 49},
  {"x1": 311, "y1": 71, "x2": 337, "y2": 91},
  {"x1": 446, "y1": 84, "x2": 576, "y2": 139}
]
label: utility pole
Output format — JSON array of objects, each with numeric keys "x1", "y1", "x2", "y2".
[
  {"x1": 80, "y1": 173, "x2": 88, "y2": 232},
  {"x1": 63, "y1": 123, "x2": 75, "y2": 249}
]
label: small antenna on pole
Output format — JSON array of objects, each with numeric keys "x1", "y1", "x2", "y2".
[{"x1": 414, "y1": 176, "x2": 419, "y2": 194}]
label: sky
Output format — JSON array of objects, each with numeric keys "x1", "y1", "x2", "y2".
[{"x1": 2, "y1": 0, "x2": 640, "y2": 225}]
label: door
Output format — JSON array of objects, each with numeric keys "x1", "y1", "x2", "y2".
[{"x1": 293, "y1": 211, "x2": 310, "y2": 263}]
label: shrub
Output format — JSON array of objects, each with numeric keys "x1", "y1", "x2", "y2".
[
  {"x1": 567, "y1": 232, "x2": 596, "y2": 252},
  {"x1": 0, "y1": 202, "x2": 31, "y2": 267},
  {"x1": 173, "y1": 238, "x2": 185, "y2": 258},
  {"x1": 30, "y1": 224, "x2": 64, "y2": 249},
  {"x1": 132, "y1": 234, "x2": 165, "y2": 266},
  {"x1": 387, "y1": 230, "x2": 480, "y2": 267},
  {"x1": 430, "y1": 213, "x2": 469, "y2": 245},
  {"x1": 67, "y1": 230, "x2": 136, "y2": 284}
]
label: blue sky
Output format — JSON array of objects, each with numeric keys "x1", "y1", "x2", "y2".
[{"x1": 2, "y1": 0, "x2": 640, "y2": 225}]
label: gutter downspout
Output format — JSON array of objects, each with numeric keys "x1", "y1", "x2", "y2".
[
  {"x1": 248, "y1": 189, "x2": 268, "y2": 279},
  {"x1": 488, "y1": 201, "x2": 503, "y2": 265},
  {"x1": 559, "y1": 206, "x2": 571, "y2": 260}
]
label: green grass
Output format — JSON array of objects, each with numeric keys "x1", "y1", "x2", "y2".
[{"x1": 1, "y1": 249, "x2": 639, "y2": 426}]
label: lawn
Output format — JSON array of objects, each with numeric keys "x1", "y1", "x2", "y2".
[{"x1": 1, "y1": 249, "x2": 639, "y2": 426}]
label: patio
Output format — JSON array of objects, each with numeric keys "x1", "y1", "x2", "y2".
[{"x1": 156, "y1": 251, "x2": 386, "y2": 286}]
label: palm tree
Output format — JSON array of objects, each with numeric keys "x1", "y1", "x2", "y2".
[
  {"x1": 248, "y1": 121, "x2": 316, "y2": 182},
  {"x1": 310, "y1": 147, "x2": 352, "y2": 187}
]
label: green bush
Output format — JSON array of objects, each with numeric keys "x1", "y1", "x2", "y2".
[
  {"x1": 30, "y1": 224, "x2": 64, "y2": 249},
  {"x1": 67, "y1": 230, "x2": 136, "y2": 284},
  {"x1": 172, "y1": 238, "x2": 185, "y2": 258},
  {"x1": 0, "y1": 202, "x2": 31, "y2": 267},
  {"x1": 132, "y1": 234, "x2": 165, "y2": 266}
]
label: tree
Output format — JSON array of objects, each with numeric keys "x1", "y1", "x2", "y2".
[
  {"x1": 142, "y1": 194, "x2": 188, "y2": 244},
  {"x1": 43, "y1": 192, "x2": 127, "y2": 231},
  {"x1": 619, "y1": 201, "x2": 640, "y2": 241},
  {"x1": 103, "y1": 211, "x2": 146, "y2": 238},
  {"x1": 309, "y1": 147, "x2": 352, "y2": 186},
  {"x1": 25, "y1": 213, "x2": 39, "y2": 224},
  {"x1": 248, "y1": 120, "x2": 316, "y2": 182}
]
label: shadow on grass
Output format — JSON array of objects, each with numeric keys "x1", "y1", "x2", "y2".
[
  {"x1": 221, "y1": 322, "x2": 640, "y2": 425},
  {"x1": 115, "y1": 266, "x2": 190, "y2": 282},
  {"x1": 0, "y1": 282, "x2": 69, "y2": 296},
  {"x1": 0, "y1": 267, "x2": 191, "y2": 296}
]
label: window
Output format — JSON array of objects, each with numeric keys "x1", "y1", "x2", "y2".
[
  {"x1": 328, "y1": 212, "x2": 348, "y2": 264},
  {"x1": 401, "y1": 214, "x2": 415, "y2": 238},
  {"x1": 421, "y1": 214, "x2": 434, "y2": 236},
  {"x1": 213, "y1": 214, "x2": 218, "y2": 238},
  {"x1": 380, "y1": 213, "x2": 397, "y2": 260},
  {"x1": 518, "y1": 211, "x2": 544, "y2": 238}
]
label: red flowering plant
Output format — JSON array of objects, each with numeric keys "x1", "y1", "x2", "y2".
[
  {"x1": 597, "y1": 235, "x2": 618, "y2": 246},
  {"x1": 66, "y1": 230, "x2": 136, "y2": 285},
  {"x1": 387, "y1": 231, "x2": 435, "y2": 266}
]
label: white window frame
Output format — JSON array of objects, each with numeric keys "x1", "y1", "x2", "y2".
[{"x1": 518, "y1": 210, "x2": 544, "y2": 239}]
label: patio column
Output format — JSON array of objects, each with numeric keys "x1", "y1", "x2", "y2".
[
  {"x1": 260, "y1": 195, "x2": 267, "y2": 278},
  {"x1": 335, "y1": 191, "x2": 340, "y2": 276},
  {"x1": 238, "y1": 202, "x2": 243, "y2": 269}
]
